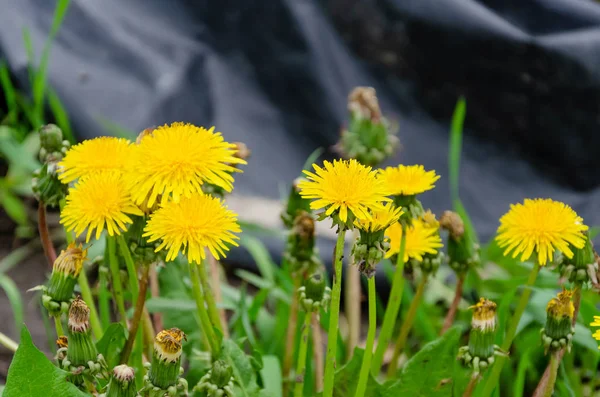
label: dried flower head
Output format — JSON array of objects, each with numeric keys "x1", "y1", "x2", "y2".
[
  {"x1": 470, "y1": 298, "x2": 497, "y2": 331},
  {"x1": 58, "y1": 137, "x2": 133, "y2": 183},
  {"x1": 68, "y1": 297, "x2": 90, "y2": 333},
  {"x1": 496, "y1": 198, "x2": 588, "y2": 266},
  {"x1": 56, "y1": 336, "x2": 68, "y2": 349},
  {"x1": 126, "y1": 122, "x2": 245, "y2": 208},
  {"x1": 154, "y1": 328, "x2": 186, "y2": 363},
  {"x1": 298, "y1": 159, "x2": 391, "y2": 223},
  {"x1": 439, "y1": 210, "x2": 465, "y2": 239},
  {"x1": 546, "y1": 289, "x2": 574, "y2": 319},
  {"x1": 348, "y1": 86, "x2": 381, "y2": 122},
  {"x1": 113, "y1": 364, "x2": 136, "y2": 383},
  {"x1": 53, "y1": 243, "x2": 87, "y2": 277}
]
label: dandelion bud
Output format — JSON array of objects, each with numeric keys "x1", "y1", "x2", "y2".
[
  {"x1": 541, "y1": 290, "x2": 575, "y2": 354},
  {"x1": 335, "y1": 87, "x2": 398, "y2": 167},
  {"x1": 105, "y1": 365, "x2": 137, "y2": 397},
  {"x1": 281, "y1": 179, "x2": 313, "y2": 229},
  {"x1": 66, "y1": 298, "x2": 98, "y2": 366},
  {"x1": 299, "y1": 273, "x2": 331, "y2": 312},
  {"x1": 147, "y1": 328, "x2": 187, "y2": 390},
  {"x1": 39, "y1": 124, "x2": 69, "y2": 161},
  {"x1": 284, "y1": 211, "x2": 321, "y2": 275},
  {"x1": 32, "y1": 162, "x2": 69, "y2": 207},
  {"x1": 43, "y1": 244, "x2": 87, "y2": 316},
  {"x1": 458, "y1": 298, "x2": 505, "y2": 374},
  {"x1": 195, "y1": 360, "x2": 235, "y2": 397},
  {"x1": 439, "y1": 211, "x2": 479, "y2": 275},
  {"x1": 559, "y1": 232, "x2": 597, "y2": 284}
]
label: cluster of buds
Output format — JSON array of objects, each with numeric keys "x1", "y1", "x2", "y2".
[
  {"x1": 141, "y1": 328, "x2": 188, "y2": 396},
  {"x1": 558, "y1": 232, "x2": 598, "y2": 285},
  {"x1": 541, "y1": 290, "x2": 575, "y2": 354},
  {"x1": 351, "y1": 234, "x2": 389, "y2": 277},
  {"x1": 439, "y1": 211, "x2": 480, "y2": 275},
  {"x1": 298, "y1": 273, "x2": 331, "y2": 312},
  {"x1": 334, "y1": 87, "x2": 399, "y2": 167},
  {"x1": 202, "y1": 141, "x2": 250, "y2": 198},
  {"x1": 43, "y1": 243, "x2": 88, "y2": 316},
  {"x1": 59, "y1": 298, "x2": 108, "y2": 384},
  {"x1": 394, "y1": 195, "x2": 425, "y2": 226},
  {"x1": 458, "y1": 298, "x2": 507, "y2": 374},
  {"x1": 103, "y1": 365, "x2": 137, "y2": 397},
  {"x1": 32, "y1": 124, "x2": 70, "y2": 207},
  {"x1": 194, "y1": 360, "x2": 235, "y2": 397}
]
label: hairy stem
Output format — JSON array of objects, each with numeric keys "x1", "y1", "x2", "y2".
[
  {"x1": 188, "y1": 261, "x2": 219, "y2": 354},
  {"x1": 355, "y1": 276, "x2": 377, "y2": 397},
  {"x1": 312, "y1": 315, "x2": 324, "y2": 392},
  {"x1": 323, "y1": 230, "x2": 346, "y2": 397},
  {"x1": 284, "y1": 277, "x2": 301, "y2": 394},
  {"x1": 208, "y1": 254, "x2": 229, "y2": 337},
  {"x1": 441, "y1": 274, "x2": 465, "y2": 335},
  {"x1": 107, "y1": 237, "x2": 127, "y2": 328},
  {"x1": 371, "y1": 225, "x2": 407, "y2": 376},
  {"x1": 120, "y1": 264, "x2": 150, "y2": 364},
  {"x1": 482, "y1": 261, "x2": 541, "y2": 396},
  {"x1": 38, "y1": 201, "x2": 57, "y2": 267},
  {"x1": 346, "y1": 229, "x2": 361, "y2": 358},
  {"x1": 387, "y1": 273, "x2": 429, "y2": 376},
  {"x1": 198, "y1": 257, "x2": 224, "y2": 335},
  {"x1": 293, "y1": 312, "x2": 313, "y2": 397}
]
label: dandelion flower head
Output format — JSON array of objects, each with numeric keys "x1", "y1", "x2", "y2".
[
  {"x1": 60, "y1": 173, "x2": 143, "y2": 242},
  {"x1": 379, "y1": 165, "x2": 440, "y2": 196},
  {"x1": 355, "y1": 203, "x2": 403, "y2": 233},
  {"x1": 58, "y1": 137, "x2": 133, "y2": 183},
  {"x1": 297, "y1": 159, "x2": 391, "y2": 223},
  {"x1": 143, "y1": 194, "x2": 241, "y2": 264},
  {"x1": 385, "y1": 217, "x2": 443, "y2": 262},
  {"x1": 126, "y1": 122, "x2": 246, "y2": 207},
  {"x1": 591, "y1": 316, "x2": 600, "y2": 349},
  {"x1": 496, "y1": 198, "x2": 588, "y2": 266}
]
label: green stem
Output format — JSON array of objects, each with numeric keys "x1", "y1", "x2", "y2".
[
  {"x1": 98, "y1": 265, "x2": 110, "y2": 329},
  {"x1": 54, "y1": 315, "x2": 64, "y2": 337},
  {"x1": 544, "y1": 352, "x2": 560, "y2": 397},
  {"x1": 107, "y1": 236, "x2": 127, "y2": 328},
  {"x1": 387, "y1": 273, "x2": 429, "y2": 376},
  {"x1": 322, "y1": 230, "x2": 346, "y2": 397},
  {"x1": 77, "y1": 270, "x2": 103, "y2": 340},
  {"x1": 188, "y1": 261, "x2": 219, "y2": 354},
  {"x1": 198, "y1": 257, "x2": 224, "y2": 334},
  {"x1": 117, "y1": 235, "x2": 140, "y2": 300},
  {"x1": 294, "y1": 312, "x2": 313, "y2": 397},
  {"x1": 0, "y1": 331, "x2": 18, "y2": 352},
  {"x1": 355, "y1": 276, "x2": 377, "y2": 397},
  {"x1": 481, "y1": 261, "x2": 541, "y2": 396},
  {"x1": 371, "y1": 225, "x2": 407, "y2": 376}
]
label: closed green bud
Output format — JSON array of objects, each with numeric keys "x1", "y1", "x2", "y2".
[
  {"x1": 105, "y1": 365, "x2": 137, "y2": 397},
  {"x1": 32, "y1": 162, "x2": 68, "y2": 207},
  {"x1": 298, "y1": 273, "x2": 331, "y2": 313},
  {"x1": 440, "y1": 211, "x2": 480, "y2": 274},
  {"x1": 558, "y1": 232, "x2": 598, "y2": 284},
  {"x1": 194, "y1": 360, "x2": 235, "y2": 397},
  {"x1": 39, "y1": 124, "x2": 67, "y2": 157},
  {"x1": 283, "y1": 211, "x2": 322, "y2": 275},
  {"x1": 282, "y1": 178, "x2": 312, "y2": 229},
  {"x1": 210, "y1": 360, "x2": 233, "y2": 388}
]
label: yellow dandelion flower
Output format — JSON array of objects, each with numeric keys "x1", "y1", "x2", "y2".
[
  {"x1": 496, "y1": 198, "x2": 588, "y2": 266},
  {"x1": 297, "y1": 159, "x2": 391, "y2": 223},
  {"x1": 143, "y1": 194, "x2": 241, "y2": 264},
  {"x1": 60, "y1": 173, "x2": 143, "y2": 242},
  {"x1": 385, "y1": 218, "x2": 443, "y2": 261},
  {"x1": 126, "y1": 122, "x2": 245, "y2": 207},
  {"x1": 58, "y1": 137, "x2": 133, "y2": 183},
  {"x1": 591, "y1": 316, "x2": 600, "y2": 327},
  {"x1": 546, "y1": 289, "x2": 574, "y2": 319},
  {"x1": 355, "y1": 203, "x2": 403, "y2": 232},
  {"x1": 379, "y1": 165, "x2": 440, "y2": 196},
  {"x1": 593, "y1": 330, "x2": 600, "y2": 348}
]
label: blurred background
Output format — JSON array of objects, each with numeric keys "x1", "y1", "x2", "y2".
[{"x1": 1, "y1": 0, "x2": 600, "y2": 381}]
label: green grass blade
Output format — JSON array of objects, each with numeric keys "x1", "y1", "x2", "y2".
[
  {"x1": 33, "y1": 0, "x2": 72, "y2": 122},
  {"x1": 47, "y1": 88, "x2": 74, "y2": 142},
  {"x1": 0, "y1": 61, "x2": 17, "y2": 126},
  {"x1": 449, "y1": 97, "x2": 466, "y2": 204},
  {"x1": 0, "y1": 275, "x2": 24, "y2": 335}
]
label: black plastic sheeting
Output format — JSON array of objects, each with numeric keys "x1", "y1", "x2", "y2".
[{"x1": 2, "y1": 0, "x2": 600, "y2": 270}]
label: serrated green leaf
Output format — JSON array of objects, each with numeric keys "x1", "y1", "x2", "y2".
[
  {"x1": 218, "y1": 339, "x2": 261, "y2": 397},
  {"x1": 96, "y1": 323, "x2": 126, "y2": 369},
  {"x1": 382, "y1": 326, "x2": 461, "y2": 397},
  {"x1": 4, "y1": 326, "x2": 88, "y2": 397}
]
